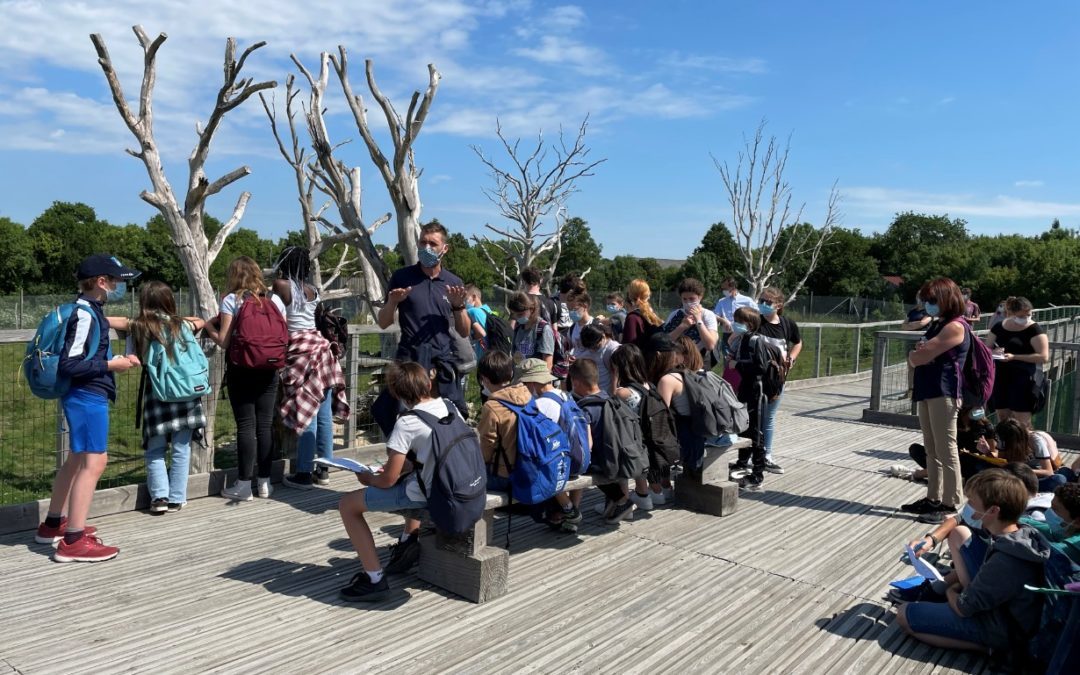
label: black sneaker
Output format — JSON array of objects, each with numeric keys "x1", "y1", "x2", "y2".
[
  {"x1": 313, "y1": 466, "x2": 330, "y2": 486},
  {"x1": 604, "y1": 500, "x2": 635, "y2": 525},
  {"x1": 729, "y1": 460, "x2": 749, "y2": 471},
  {"x1": 150, "y1": 498, "x2": 168, "y2": 513},
  {"x1": 738, "y1": 473, "x2": 765, "y2": 492},
  {"x1": 167, "y1": 502, "x2": 184, "y2": 513},
  {"x1": 384, "y1": 533, "x2": 420, "y2": 575},
  {"x1": 340, "y1": 572, "x2": 390, "y2": 602},
  {"x1": 561, "y1": 506, "x2": 583, "y2": 526},
  {"x1": 886, "y1": 579, "x2": 948, "y2": 604},
  {"x1": 283, "y1": 472, "x2": 314, "y2": 490},
  {"x1": 900, "y1": 497, "x2": 940, "y2": 514},
  {"x1": 918, "y1": 504, "x2": 958, "y2": 525},
  {"x1": 763, "y1": 461, "x2": 785, "y2": 475},
  {"x1": 729, "y1": 461, "x2": 751, "y2": 480}
]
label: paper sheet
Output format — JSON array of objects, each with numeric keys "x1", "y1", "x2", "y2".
[
  {"x1": 314, "y1": 457, "x2": 375, "y2": 474},
  {"x1": 906, "y1": 544, "x2": 945, "y2": 581}
]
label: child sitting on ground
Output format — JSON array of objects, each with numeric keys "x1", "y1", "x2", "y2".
[
  {"x1": 337, "y1": 361, "x2": 455, "y2": 602},
  {"x1": 897, "y1": 469, "x2": 1051, "y2": 654}
]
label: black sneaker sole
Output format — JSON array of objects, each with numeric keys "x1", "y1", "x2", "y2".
[{"x1": 340, "y1": 588, "x2": 391, "y2": 602}]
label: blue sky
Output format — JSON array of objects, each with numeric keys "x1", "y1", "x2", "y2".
[{"x1": 1, "y1": 1, "x2": 1079, "y2": 260}]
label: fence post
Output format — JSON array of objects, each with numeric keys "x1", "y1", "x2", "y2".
[
  {"x1": 814, "y1": 326, "x2": 823, "y2": 378},
  {"x1": 826, "y1": 357, "x2": 833, "y2": 377},
  {"x1": 853, "y1": 327, "x2": 862, "y2": 374},
  {"x1": 18, "y1": 288, "x2": 23, "y2": 330},
  {"x1": 55, "y1": 400, "x2": 69, "y2": 473},
  {"x1": 869, "y1": 332, "x2": 885, "y2": 411},
  {"x1": 344, "y1": 327, "x2": 360, "y2": 450}
]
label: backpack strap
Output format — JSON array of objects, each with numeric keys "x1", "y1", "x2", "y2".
[{"x1": 135, "y1": 365, "x2": 147, "y2": 430}]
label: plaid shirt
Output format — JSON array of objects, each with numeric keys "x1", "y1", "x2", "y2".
[
  {"x1": 141, "y1": 392, "x2": 206, "y2": 449},
  {"x1": 279, "y1": 329, "x2": 350, "y2": 434}
]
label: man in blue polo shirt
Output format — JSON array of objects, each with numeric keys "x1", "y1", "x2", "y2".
[
  {"x1": 713, "y1": 277, "x2": 755, "y2": 360},
  {"x1": 372, "y1": 221, "x2": 471, "y2": 435}
]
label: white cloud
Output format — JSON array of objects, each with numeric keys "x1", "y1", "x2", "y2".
[
  {"x1": 658, "y1": 53, "x2": 768, "y2": 75},
  {"x1": 513, "y1": 35, "x2": 607, "y2": 72},
  {"x1": 938, "y1": 96, "x2": 956, "y2": 105},
  {"x1": 846, "y1": 186, "x2": 1080, "y2": 219},
  {"x1": 1014, "y1": 180, "x2": 1044, "y2": 188}
]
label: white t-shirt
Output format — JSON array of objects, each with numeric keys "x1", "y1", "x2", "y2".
[
  {"x1": 1029, "y1": 432, "x2": 1058, "y2": 467},
  {"x1": 576, "y1": 339, "x2": 620, "y2": 393},
  {"x1": 385, "y1": 398, "x2": 455, "y2": 503},
  {"x1": 220, "y1": 291, "x2": 287, "y2": 318},
  {"x1": 664, "y1": 307, "x2": 719, "y2": 350},
  {"x1": 535, "y1": 388, "x2": 568, "y2": 424}
]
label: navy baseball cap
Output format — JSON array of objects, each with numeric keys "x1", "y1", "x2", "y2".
[{"x1": 76, "y1": 254, "x2": 141, "y2": 281}]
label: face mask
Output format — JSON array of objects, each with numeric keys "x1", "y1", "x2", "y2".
[
  {"x1": 481, "y1": 386, "x2": 492, "y2": 398},
  {"x1": 970, "y1": 407, "x2": 986, "y2": 421},
  {"x1": 997, "y1": 304, "x2": 1005, "y2": 313},
  {"x1": 1011, "y1": 316, "x2": 1033, "y2": 327},
  {"x1": 683, "y1": 301, "x2": 700, "y2": 313},
  {"x1": 515, "y1": 315, "x2": 529, "y2": 326},
  {"x1": 758, "y1": 302, "x2": 775, "y2": 317},
  {"x1": 1045, "y1": 509, "x2": 1074, "y2": 537},
  {"x1": 924, "y1": 303, "x2": 940, "y2": 317},
  {"x1": 961, "y1": 502, "x2": 984, "y2": 530},
  {"x1": 605, "y1": 304, "x2": 618, "y2": 313},
  {"x1": 418, "y1": 246, "x2": 442, "y2": 268},
  {"x1": 106, "y1": 281, "x2": 127, "y2": 303},
  {"x1": 569, "y1": 310, "x2": 582, "y2": 322},
  {"x1": 733, "y1": 322, "x2": 748, "y2": 335}
]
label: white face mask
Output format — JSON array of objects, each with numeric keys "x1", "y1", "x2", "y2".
[{"x1": 1011, "y1": 315, "x2": 1033, "y2": 327}]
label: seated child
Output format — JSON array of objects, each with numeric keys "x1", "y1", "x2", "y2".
[
  {"x1": 576, "y1": 323, "x2": 620, "y2": 394},
  {"x1": 907, "y1": 407, "x2": 1001, "y2": 483},
  {"x1": 1021, "y1": 482, "x2": 1080, "y2": 565},
  {"x1": 337, "y1": 361, "x2": 455, "y2": 602}
]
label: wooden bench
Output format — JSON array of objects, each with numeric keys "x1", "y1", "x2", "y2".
[{"x1": 415, "y1": 438, "x2": 751, "y2": 603}]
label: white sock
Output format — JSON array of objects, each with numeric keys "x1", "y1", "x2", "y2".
[{"x1": 367, "y1": 569, "x2": 384, "y2": 583}]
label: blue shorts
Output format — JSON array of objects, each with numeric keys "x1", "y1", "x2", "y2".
[
  {"x1": 363, "y1": 482, "x2": 427, "y2": 513},
  {"x1": 62, "y1": 389, "x2": 109, "y2": 453},
  {"x1": 959, "y1": 534, "x2": 990, "y2": 580},
  {"x1": 904, "y1": 601, "x2": 987, "y2": 646}
]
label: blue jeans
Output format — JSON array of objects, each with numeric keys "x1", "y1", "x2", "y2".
[
  {"x1": 364, "y1": 481, "x2": 428, "y2": 512},
  {"x1": 145, "y1": 428, "x2": 193, "y2": 504},
  {"x1": 296, "y1": 389, "x2": 333, "y2": 473},
  {"x1": 762, "y1": 393, "x2": 782, "y2": 462},
  {"x1": 1040, "y1": 472, "x2": 1069, "y2": 493},
  {"x1": 904, "y1": 601, "x2": 987, "y2": 646}
]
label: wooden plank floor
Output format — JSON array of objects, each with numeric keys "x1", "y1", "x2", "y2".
[{"x1": 0, "y1": 382, "x2": 1007, "y2": 674}]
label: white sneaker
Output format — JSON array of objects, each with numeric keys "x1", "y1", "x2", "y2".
[
  {"x1": 629, "y1": 491, "x2": 654, "y2": 511},
  {"x1": 256, "y1": 477, "x2": 272, "y2": 498},
  {"x1": 221, "y1": 480, "x2": 253, "y2": 501},
  {"x1": 650, "y1": 490, "x2": 667, "y2": 506},
  {"x1": 662, "y1": 487, "x2": 674, "y2": 501}
]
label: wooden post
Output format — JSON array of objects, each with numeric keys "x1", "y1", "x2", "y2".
[
  {"x1": 853, "y1": 327, "x2": 862, "y2": 374},
  {"x1": 417, "y1": 510, "x2": 509, "y2": 603},
  {"x1": 674, "y1": 439, "x2": 745, "y2": 517},
  {"x1": 814, "y1": 326, "x2": 823, "y2": 378},
  {"x1": 826, "y1": 357, "x2": 833, "y2": 377},
  {"x1": 869, "y1": 332, "x2": 886, "y2": 411}
]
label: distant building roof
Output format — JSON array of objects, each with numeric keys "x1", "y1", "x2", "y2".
[{"x1": 650, "y1": 258, "x2": 685, "y2": 270}]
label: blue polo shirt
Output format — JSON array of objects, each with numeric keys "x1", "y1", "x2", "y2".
[{"x1": 387, "y1": 263, "x2": 464, "y2": 362}]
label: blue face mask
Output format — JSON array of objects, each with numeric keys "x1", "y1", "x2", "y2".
[
  {"x1": 605, "y1": 304, "x2": 618, "y2": 313},
  {"x1": 970, "y1": 407, "x2": 986, "y2": 421},
  {"x1": 758, "y1": 302, "x2": 775, "y2": 317},
  {"x1": 418, "y1": 246, "x2": 442, "y2": 268},
  {"x1": 733, "y1": 322, "x2": 748, "y2": 334},
  {"x1": 569, "y1": 310, "x2": 582, "y2": 322},
  {"x1": 515, "y1": 315, "x2": 529, "y2": 326},
  {"x1": 924, "y1": 302, "x2": 940, "y2": 317},
  {"x1": 106, "y1": 281, "x2": 127, "y2": 303},
  {"x1": 961, "y1": 502, "x2": 984, "y2": 530},
  {"x1": 1045, "y1": 509, "x2": 1074, "y2": 537}
]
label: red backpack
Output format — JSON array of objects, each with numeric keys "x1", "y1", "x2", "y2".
[{"x1": 228, "y1": 294, "x2": 288, "y2": 369}]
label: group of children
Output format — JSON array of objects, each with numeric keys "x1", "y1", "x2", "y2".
[{"x1": 35, "y1": 249, "x2": 347, "y2": 562}]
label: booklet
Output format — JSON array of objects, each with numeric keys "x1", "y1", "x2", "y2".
[
  {"x1": 906, "y1": 544, "x2": 945, "y2": 582},
  {"x1": 889, "y1": 575, "x2": 925, "y2": 590},
  {"x1": 314, "y1": 457, "x2": 377, "y2": 474}
]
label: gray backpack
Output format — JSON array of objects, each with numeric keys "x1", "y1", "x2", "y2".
[
  {"x1": 577, "y1": 395, "x2": 649, "y2": 481},
  {"x1": 681, "y1": 369, "x2": 749, "y2": 437}
]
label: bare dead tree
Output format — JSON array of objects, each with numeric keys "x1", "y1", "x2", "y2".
[
  {"x1": 260, "y1": 62, "x2": 388, "y2": 309},
  {"x1": 715, "y1": 120, "x2": 841, "y2": 302},
  {"x1": 91, "y1": 26, "x2": 275, "y2": 472},
  {"x1": 471, "y1": 117, "x2": 605, "y2": 292},
  {"x1": 329, "y1": 47, "x2": 439, "y2": 266}
]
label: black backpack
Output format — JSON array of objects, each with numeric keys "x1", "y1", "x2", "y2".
[
  {"x1": 680, "y1": 369, "x2": 750, "y2": 437},
  {"x1": 735, "y1": 335, "x2": 787, "y2": 401},
  {"x1": 577, "y1": 395, "x2": 649, "y2": 481},
  {"x1": 536, "y1": 320, "x2": 571, "y2": 379},
  {"x1": 404, "y1": 400, "x2": 488, "y2": 535},
  {"x1": 627, "y1": 383, "x2": 680, "y2": 477},
  {"x1": 484, "y1": 311, "x2": 513, "y2": 356}
]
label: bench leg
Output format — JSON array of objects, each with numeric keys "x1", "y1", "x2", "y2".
[
  {"x1": 417, "y1": 511, "x2": 509, "y2": 603},
  {"x1": 674, "y1": 477, "x2": 739, "y2": 517}
]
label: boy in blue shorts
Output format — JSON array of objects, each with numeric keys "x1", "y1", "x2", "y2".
[{"x1": 36, "y1": 254, "x2": 141, "y2": 562}]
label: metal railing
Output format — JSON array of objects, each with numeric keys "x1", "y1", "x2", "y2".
[
  {"x1": 0, "y1": 324, "x2": 403, "y2": 506},
  {"x1": 864, "y1": 308, "x2": 1080, "y2": 441}
]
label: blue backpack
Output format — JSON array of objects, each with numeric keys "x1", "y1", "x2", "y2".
[
  {"x1": 145, "y1": 322, "x2": 211, "y2": 402},
  {"x1": 23, "y1": 303, "x2": 104, "y2": 399},
  {"x1": 405, "y1": 401, "x2": 488, "y2": 534},
  {"x1": 540, "y1": 391, "x2": 591, "y2": 476},
  {"x1": 495, "y1": 399, "x2": 571, "y2": 505}
]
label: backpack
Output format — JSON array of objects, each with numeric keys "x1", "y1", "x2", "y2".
[
  {"x1": 228, "y1": 294, "x2": 288, "y2": 369},
  {"x1": 540, "y1": 391, "x2": 591, "y2": 475},
  {"x1": 1027, "y1": 546, "x2": 1080, "y2": 670},
  {"x1": 484, "y1": 311, "x2": 513, "y2": 356},
  {"x1": 23, "y1": 303, "x2": 105, "y2": 399},
  {"x1": 145, "y1": 321, "x2": 211, "y2": 402},
  {"x1": 540, "y1": 321, "x2": 572, "y2": 379},
  {"x1": 577, "y1": 395, "x2": 649, "y2": 481},
  {"x1": 958, "y1": 320, "x2": 995, "y2": 407},
  {"x1": 680, "y1": 369, "x2": 750, "y2": 437},
  {"x1": 495, "y1": 399, "x2": 572, "y2": 504},
  {"x1": 404, "y1": 401, "x2": 488, "y2": 534},
  {"x1": 314, "y1": 303, "x2": 348, "y2": 359},
  {"x1": 735, "y1": 334, "x2": 787, "y2": 401},
  {"x1": 1031, "y1": 368, "x2": 1050, "y2": 415},
  {"x1": 627, "y1": 383, "x2": 680, "y2": 476}
]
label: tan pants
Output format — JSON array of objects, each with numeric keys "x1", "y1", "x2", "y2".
[{"x1": 917, "y1": 397, "x2": 963, "y2": 507}]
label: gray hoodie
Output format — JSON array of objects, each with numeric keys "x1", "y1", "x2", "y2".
[{"x1": 956, "y1": 524, "x2": 1051, "y2": 647}]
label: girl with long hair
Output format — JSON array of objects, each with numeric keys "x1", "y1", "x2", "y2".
[
  {"x1": 612, "y1": 343, "x2": 670, "y2": 508},
  {"x1": 622, "y1": 279, "x2": 663, "y2": 351},
  {"x1": 996, "y1": 419, "x2": 1065, "y2": 493},
  {"x1": 129, "y1": 281, "x2": 207, "y2": 513}
]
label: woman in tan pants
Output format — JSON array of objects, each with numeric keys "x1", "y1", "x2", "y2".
[{"x1": 902, "y1": 278, "x2": 969, "y2": 524}]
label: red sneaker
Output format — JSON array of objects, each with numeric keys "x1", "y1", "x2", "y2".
[
  {"x1": 35, "y1": 519, "x2": 98, "y2": 545},
  {"x1": 52, "y1": 533, "x2": 118, "y2": 563}
]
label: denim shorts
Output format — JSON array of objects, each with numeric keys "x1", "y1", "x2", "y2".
[
  {"x1": 62, "y1": 389, "x2": 109, "y2": 453},
  {"x1": 904, "y1": 602, "x2": 987, "y2": 645},
  {"x1": 959, "y1": 534, "x2": 989, "y2": 580},
  {"x1": 363, "y1": 482, "x2": 428, "y2": 513}
]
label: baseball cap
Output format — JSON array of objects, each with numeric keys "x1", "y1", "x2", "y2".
[
  {"x1": 514, "y1": 358, "x2": 558, "y2": 385},
  {"x1": 76, "y1": 254, "x2": 141, "y2": 281},
  {"x1": 649, "y1": 332, "x2": 677, "y2": 353}
]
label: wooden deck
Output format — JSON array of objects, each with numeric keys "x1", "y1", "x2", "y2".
[{"x1": 0, "y1": 382, "x2": 1008, "y2": 674}]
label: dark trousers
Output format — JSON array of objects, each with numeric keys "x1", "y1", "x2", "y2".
[
  {"x1": 908, "y1": 444, "x2": 994, "y2": 482},
  {"x1": 597, "y1": 482, "x2": 625, "y2": 502},
  {"x1": 227, "y1": 367, "x2": 279, "y2": 481},
  {"x1": 737, "y1": 380, "x2": 768, "y2": 476},
  {"x1": 675, "y1": 414, "x2": 706, "y2": 471}
]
